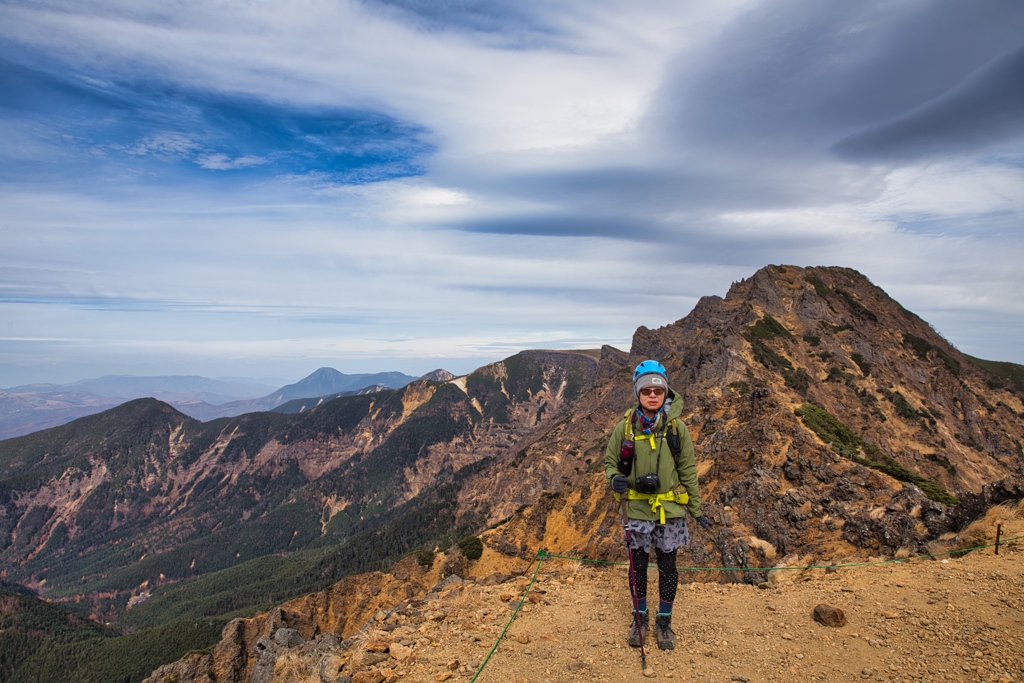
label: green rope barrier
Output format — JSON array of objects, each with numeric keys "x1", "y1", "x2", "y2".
[
  {"x1": 469, "y1": 548, "x2": 547, "y2": 683},
  {"x1": 467, "y1": 535, "x2": 1021, "y2": 681},
  {"x1": 538, "y1": 533, "x2": 1023, "y2": 572}
]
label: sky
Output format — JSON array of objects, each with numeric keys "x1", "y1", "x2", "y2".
[{"x1": 1, "y1": 0, "x2": 1023, "y2": 387}]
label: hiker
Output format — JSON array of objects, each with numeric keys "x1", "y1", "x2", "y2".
[{"x1": 604, "y1": 360, "x2": 712, "y2": 651}]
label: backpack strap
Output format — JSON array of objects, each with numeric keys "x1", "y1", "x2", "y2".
[{"x1": 666, "y1": 418, "x2": 682, "y2": 458}]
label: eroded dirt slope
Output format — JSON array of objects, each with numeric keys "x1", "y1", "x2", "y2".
[{"x1": 146, "y1": 505, "x2": 1023, "y2": 683}]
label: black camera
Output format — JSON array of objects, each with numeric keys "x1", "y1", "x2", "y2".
[{"x1": 634, "y1": 473, "x2": 660, "y2": 495}]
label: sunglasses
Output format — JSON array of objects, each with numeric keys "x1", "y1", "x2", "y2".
[{"x1": 639, "y1": 387, "x2": 666, "y2": 396}]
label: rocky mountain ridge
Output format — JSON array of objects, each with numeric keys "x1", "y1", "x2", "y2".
[{"x1": 1, "y1": 264, "x2": 1023, "y2": 682}]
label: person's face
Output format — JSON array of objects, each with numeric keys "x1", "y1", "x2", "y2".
[{"x1": 639, "y1": 386, "x2": 666, "y2": 413}]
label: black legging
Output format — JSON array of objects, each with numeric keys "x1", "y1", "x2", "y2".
[{"x1": 629, "y1": 547, "x2": 679, "y2": 605}]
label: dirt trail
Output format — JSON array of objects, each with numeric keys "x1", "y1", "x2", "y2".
[{"x1": 382, "y1": 524, "x2": 1023, "y2": 683}]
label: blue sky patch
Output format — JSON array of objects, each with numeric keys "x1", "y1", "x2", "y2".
[{"x1": 0, "y1": 56, "x2": 434, "y2": 186}]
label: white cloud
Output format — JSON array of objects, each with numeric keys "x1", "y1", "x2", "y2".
[
  {"x1": 2, "y1": 0, "x2": 1024, "y2": 385},
  {"x1": 195, "y1": 153, "x2": 268, "y2": 170}
]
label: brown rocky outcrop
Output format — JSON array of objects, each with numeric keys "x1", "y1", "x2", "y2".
[
  {"x1": 146, "y1": 265, "x2": 1024, "y2": 681},
  {"x1": 479, "y1": 266, "x2": 1023, "y2": 574}
]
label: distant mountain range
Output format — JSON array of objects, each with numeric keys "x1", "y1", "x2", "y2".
[
  {"x1": 5, "y1": 375, "x2": 280, "y2": 403},
  {"x1": 0, "y1": 368, "x2": 438, "y2": 439}
]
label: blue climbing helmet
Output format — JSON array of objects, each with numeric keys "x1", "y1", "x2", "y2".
[
  {"x1": 633, "y1": 360, "x2": 667, "y2": 382},
  {"x1": 632, "y1": 360, "x2": 669, "y2": 399}
]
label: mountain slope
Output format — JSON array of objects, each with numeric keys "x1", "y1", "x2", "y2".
[
  {"x1": 484, "y1": 266, "x2": 1023, "y2": 573},
  {"x1": 2, "y1": 265, "x2": 1023, "y2": 682},
  {"x1": 0, "y1": 351, "x2": 599, "y2": 626}
]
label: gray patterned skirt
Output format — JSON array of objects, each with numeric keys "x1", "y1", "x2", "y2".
[{"x1": 624, "y1": 516, "x2": 690, "y2": 553}]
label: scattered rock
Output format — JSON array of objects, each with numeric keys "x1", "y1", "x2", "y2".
[
  {"x1": 352, "y1": 671, "x2": 383, "y2": 683},
  {"x1": 352, "y1": 651, "x2": 390, "y2": 669},
  {"x1": 643, "y1": 666, "x2": 656, "y2": 677},
  {"x1": 482, "y1": 573, "x2": 510, "y2": 585},
  {"x1": 274, "y1": 627, "x2": 304, "y2": 648},
  {"x1": 432, "y1": 575, "x2": 465, "y2": 593},
  {"x1": 318, "y1": 654, "x2": 346, "y2": 682},
  {"x1": 731, "y1": 677, "x2": 750, "y2": 682},
  {"x1": 389, "y1": 643, "x2": 411, "y2": 661},
  {"x1": 515, "y1": 632, "x2": 531, "y2": 644},
  {"x1": 813, "y1": 604, "x2": 847, "y2": 627}
]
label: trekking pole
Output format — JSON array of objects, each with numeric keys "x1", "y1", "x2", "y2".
[{"x1": 619, "y1": 501, "x2": 648, "y2": 671}]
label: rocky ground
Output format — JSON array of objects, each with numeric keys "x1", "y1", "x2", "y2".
[{"x1": 262, "y1": 507, "x2": 1023, "y2": 683}]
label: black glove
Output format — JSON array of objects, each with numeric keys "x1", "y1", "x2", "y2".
[
  {"x1": 611, "y1": 475, "x2": 629, "y2": 494},
  {"x1": 695, "y1": 515, "x2": 713, "y2": 529}
]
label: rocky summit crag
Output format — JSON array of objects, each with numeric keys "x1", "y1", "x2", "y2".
[
  {"x1": 489, "y1": 265, "x2": 1023, "y2": 571},
  {"x1": 1, "y1": 265, "x2": 1022, "y2": 682}
]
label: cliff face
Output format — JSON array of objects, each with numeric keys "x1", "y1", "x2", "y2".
[{"x1": 486, "y1": 265, "x2": 1024, "y2": 571}]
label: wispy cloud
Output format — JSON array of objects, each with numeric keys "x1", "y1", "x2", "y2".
[
  {"x1": 1, "y1": 0, "x2": 1023, "y2": 387},
  {"x1": 0, "y1": 54, "x2": 434, "y2": 185}
]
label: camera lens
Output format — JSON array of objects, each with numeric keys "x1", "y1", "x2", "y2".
[{"x1": 635, "y1": 473, "x2": 660, "y2": 495}]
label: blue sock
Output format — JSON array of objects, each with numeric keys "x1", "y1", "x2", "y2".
[
  {"x1": 635, "y1": 599, "x2": 647, "y2": 614},
  {"x1": 658, "y1": 600, "x2": 672, "y2": 615}
]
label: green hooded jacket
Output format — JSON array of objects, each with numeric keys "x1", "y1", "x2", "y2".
[{"x1": 603, "y1": 388, "x2": 702, "y2": 521}]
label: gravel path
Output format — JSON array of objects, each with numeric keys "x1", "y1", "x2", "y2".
[{"x1": 377, "y1": 531, "x2": 1022, "y2": 683}]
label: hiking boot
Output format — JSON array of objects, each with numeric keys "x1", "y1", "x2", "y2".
[
  {"x1": 655, "y1": 613, "x2": 675, "y2": 650},
  {"x1": 627, "y1": 610, "x2": 648, "y2": 648}
]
